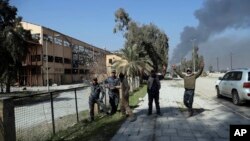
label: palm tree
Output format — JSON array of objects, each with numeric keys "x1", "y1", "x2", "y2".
[{"x1": 113, "y1": 45, "x2": 153, "y2": 91}]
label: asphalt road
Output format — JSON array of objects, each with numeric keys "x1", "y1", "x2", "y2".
[{"x1": 173, "y1": 77, "x2": 250, "y2": 119}]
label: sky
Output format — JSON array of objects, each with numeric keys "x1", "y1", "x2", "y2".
[
  {"x1": 11, "y1": 0, "x2": 250, "y2": 70},
  {"x1": 10, "y1": 0, "x2": 203, "y2": 56}
]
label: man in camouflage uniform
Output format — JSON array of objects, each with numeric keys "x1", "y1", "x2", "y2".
[
  {"x1": 104, "y1": 70, "x2": 120, "y2": 115},
  {"x1": 172, "y1": 61, "x2": 204, "y2": 116},
  {"x1": 118, "y1": 73, "x2": 136, "y2": 121},
  {"x1": 88, "y1": 78, "x2": 105, "y2": 121}
]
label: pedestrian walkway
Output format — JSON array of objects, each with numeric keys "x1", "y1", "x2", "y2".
[{"x1": 111, "y1": 80, "x2": 250, "y2": 141}]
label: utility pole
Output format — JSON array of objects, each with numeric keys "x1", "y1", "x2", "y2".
[
  {"x1": 45, "y1": 38, "x2": 49, "y2": 92},
  {"x1": 217, "y1": 57, "x2": 219, "y2": 72},
  {"x1": 191, "y1": 39, "x2": 196, "y2": 72},
  {"x1": 230, "y1": 52, "x2": 233, "y2": 70}
]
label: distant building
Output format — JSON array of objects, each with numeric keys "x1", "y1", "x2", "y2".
[
  {"x1": 106, "y1": 54, "x2": 122, "y2": 75},
  {"x1": 20, "y1": 21, "x2": 110, "y2": 86}
]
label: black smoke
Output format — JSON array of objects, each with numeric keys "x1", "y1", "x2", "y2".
[{"x1": 171, "y1": 0, "x2": 250, "y2": 65}]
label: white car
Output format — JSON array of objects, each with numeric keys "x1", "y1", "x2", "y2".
[{"x1": 215, "y1": 68, "x2": 250, "y2": 105}]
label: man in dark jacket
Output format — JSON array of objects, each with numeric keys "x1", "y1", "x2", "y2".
[
  {"x1": 89, "y1": 78, "x2": 105, "y2": 121},
  {"x1": 147, "y1": 70, "x2": 161, "y2": 116},
  {"x1": 104, "y1": 70, "x2": 120, "y2": 115},
  {"x1": 172, "y1": 61, "x2": 204, "y2": 116}
]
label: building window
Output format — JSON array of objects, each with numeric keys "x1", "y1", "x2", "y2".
[
  {"x1": 72, "y1": 69, "x2": 78, "y2": 74},
  {"x1": 55, "y1": 56, "x2": 63, "y2": 63},
  {"x1": 79, "y1": 69, "x2": 89, "y2": 74},
  {"x1": 79, "y1": 46, "x2": 84, "y2": 52},
  {"x1": 48, "y1": 36, "x2": 53, "y2": 43},
  {"x1": 48, "y1": 56, "x2": 54, "y2": 62},
  {"x1": 43, "y1": 34, "x2": 53, "y2": 43},
  {"x1": 64, "y1": 58, "x2": 71, "y2": 64},
  {"x1": 64, "y1": 41, "x2": 70, "y2": 47},
  {"x1": 54, "y1": 38, "x2": 62, "y2": 45},
  {"x1": 31, "y1": 55, "x2": 41, "y2": 62},
  {"x1": 43, "y1": 55, "x2": 54, "y2": 62},
  {"x1": 109, "y1": 59, "x2": 112, "y2": 64},
  {"x1": 72, "y1": 60, "x2": 79, "y2": 68},
  {"x1": 31, "y1": 33, "x2": 40, "y2": 40},
  {"x1": 31, "y1": 67, "x2": 41, "y2": 75},
  {"x1": 73, "y1": 45, "x2": 79, "y2": 53},
  {"x1": 64, "y1": 69, "x2": 71, "y2": 74}
]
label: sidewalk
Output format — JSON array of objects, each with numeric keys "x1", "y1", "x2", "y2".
[{"x1": 111, "y1": 80, "x2": 250, "y2": 141}]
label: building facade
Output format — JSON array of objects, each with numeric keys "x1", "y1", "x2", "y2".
[
  {"x1": 106, "y1": 54, "x2": 122, "y2": 75},
  {"x1": 21, "y1": 21, "x2": 110, "y2": 86}
]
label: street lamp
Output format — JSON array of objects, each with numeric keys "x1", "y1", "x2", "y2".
[{"x1": 43, "y1": 35, "x2": 49, "y2": 91}]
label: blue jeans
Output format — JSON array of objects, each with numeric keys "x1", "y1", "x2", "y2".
[{"x1": 184, "y1": 89, "x2": 194, "y2": 110}]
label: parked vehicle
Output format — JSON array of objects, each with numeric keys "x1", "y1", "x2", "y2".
[
  {"x1": 215, "y1": 68, "x2": 250, "y2": 105},
  {"x1": 164, "y1": 72, "x2": 173, "y2": 80}
]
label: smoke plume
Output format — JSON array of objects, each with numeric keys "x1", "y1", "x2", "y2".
[{"x1": 171, "y1": 0, "x2": 250, "y2": 69}]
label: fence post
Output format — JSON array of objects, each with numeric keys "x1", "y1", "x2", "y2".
[
  {"x1": 0, "y1": 97, "x2": 15, "y2": 141},
  {"x1": 74, "y1": 89, "x2": 79, "y2": 122},
  {"x1": 50, "y1": 92, "x2": 55, "y2": 135},
  {"x1": 104, "y1": 88, "x2": 107, "y2": 106}
]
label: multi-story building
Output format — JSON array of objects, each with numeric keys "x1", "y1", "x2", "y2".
[{"x1": 20, "y1": 21, "x2": 110, "y2": 86}]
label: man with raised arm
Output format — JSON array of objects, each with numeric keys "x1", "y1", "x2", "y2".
[{"x1": 172, "y1": 61, "x2": 204, "y2": 116}]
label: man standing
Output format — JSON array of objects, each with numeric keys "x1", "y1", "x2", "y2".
[
  {"x1": 88, "y1": 78, "x2": 105, "y2": 121},
  {"x1": 147, "y1": 70, "x2": 161, "y2": 116},
  {"x1": 172, "y1": 61, "x2": 204, "y2": 116},
  {"x1": 104, "y1": 70, "x2": 120, "y2": 115},
  {"x1": 118, "y1": 73, "x2": 136, "y2": 121}
]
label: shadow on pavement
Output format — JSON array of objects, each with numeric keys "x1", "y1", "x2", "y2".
[{"x1": 134, "y1": 106, "x2": 208, "y2": 117}]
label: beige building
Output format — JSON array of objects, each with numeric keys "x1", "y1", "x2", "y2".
[
  {"x1": 20, "y1": 21, "x2": 110, "y2": 86},
  {"x1": 106, "y1": 54, "x2": 122, "y2": 75}
]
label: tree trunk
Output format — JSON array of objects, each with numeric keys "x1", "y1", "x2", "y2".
[
  {"x1": 139, "y1": 76, "x2": 143, "y2": 85},
  {"x1": 132, "y1": 77, "x2": 135, "y2": 91},
  {"x1": 5, "y1": 75, "x2": 11, "y2": 93},
  {"x1": 0, "y1": 83, "x2": 3, "y2": 93}
]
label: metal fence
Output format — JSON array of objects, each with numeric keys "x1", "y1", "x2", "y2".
[
  {"x1": 0, "y1": 77, "x2": 141, "y2": 141},
  {"x1": 12, "y1": 86, "x2": 94, "y2": 141}
]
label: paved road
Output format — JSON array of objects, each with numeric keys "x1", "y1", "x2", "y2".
[
  {"x1": 175, "y1": 77, "x2": 250, "y2": 119},
  {"x1": 196, "y1": 77, "x2": 250, "y2": 119},
  {"x1": 112, "y1": 80, "x2": 250, "y2": 141}
]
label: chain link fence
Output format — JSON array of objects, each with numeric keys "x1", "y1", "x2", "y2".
[
  {"x1": 1, "y1": 78, "x2": 140, "y2": 141},
  {"x1": 13, "y1": 86, "x2": 91, "y2": 141}
]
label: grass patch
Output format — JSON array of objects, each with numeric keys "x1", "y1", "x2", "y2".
[
  {"x1": 129, "y1": 85, "x2": 147, "y2": 107},
  {"x1": 49, "y1": 85, "x2": 147, "y2": 141}
]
